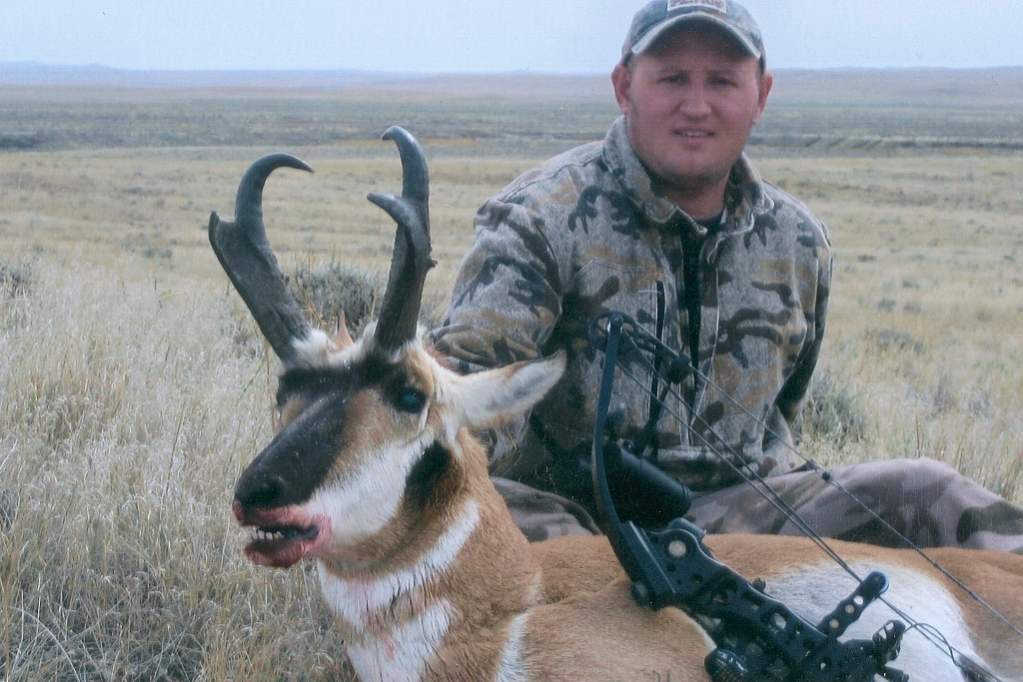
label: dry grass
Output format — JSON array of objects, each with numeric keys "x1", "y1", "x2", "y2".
[
  {"x1": 763, "y1": 155, "x2": 1023, "y2": 501},
  {"x1": 1, "y1": 81, "x2": 1021, "y2": 679},
  {"x1": 0, "y1": 263, "x2": 352, "y2": 680},
  {"x1": 0, "y1": 144, "x2": 531, "y2": 298}
]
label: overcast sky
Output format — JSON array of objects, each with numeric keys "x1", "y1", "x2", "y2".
[{"x1": 2, "y1": 0, "x2": 1021, "y2": 73}]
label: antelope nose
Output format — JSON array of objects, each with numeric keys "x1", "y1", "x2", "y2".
[{"x1": 234, "y1": 471, "x2": 288, "y2": 510}]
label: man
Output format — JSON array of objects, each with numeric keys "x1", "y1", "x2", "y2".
[{"x1": 432, "y1": 0, "x2": 1023, "y2": 553}]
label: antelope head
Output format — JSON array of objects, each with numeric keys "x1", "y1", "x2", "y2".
[{"x1": 211, "y1": 128, "x2": 564, "y2": 571}]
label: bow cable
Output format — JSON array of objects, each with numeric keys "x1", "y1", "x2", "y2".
[
  {"x1": 661, "y1": 351, "x2": 1023, "y2": 644},
  {"x1": 602, "y1": 312, "x2": 1023, "y2": 645},
  {"x1": 612, "y1": 360, "x2": 994, "y2": 677},
  {"x1": 606, "y1": 337, "x2": 1015, "y2": 679},
  {"x1": 609, "y1": 359, "x2": 977, "y2": 674}
]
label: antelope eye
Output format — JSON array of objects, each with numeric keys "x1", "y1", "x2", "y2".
[
  {"x1": 276, "y1": 369, "x2": 336, "y2": 407},
  {"x1": 395, "y1": 386, "x2": 427, "y2": 413}
]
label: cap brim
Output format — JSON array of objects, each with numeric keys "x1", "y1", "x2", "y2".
[{"x1": 630, "y1": 13, "x2": 761, "y2": 60}]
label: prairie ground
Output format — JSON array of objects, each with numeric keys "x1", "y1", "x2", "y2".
[{"x1": 1, "y1": 72, "x2": 1021, "y2": 679}]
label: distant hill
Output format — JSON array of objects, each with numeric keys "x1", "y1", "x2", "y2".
[
  {"x1": 2, "y1": 61, "x2": 1021, "y2": 107},
  {"x1": 1, "y1": 63, "x2": 1021, "y2": 153},
  {"x1": 769, "y1": 66, "x2": 1023, "y2": 108},
  {"x1": 0, "y1": 61, "x2": 426, "y2": 89}
]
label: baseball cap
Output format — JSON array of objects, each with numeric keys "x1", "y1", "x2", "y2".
[{"x1": 622, "y1": 0, "x2": 765, "y2": 63}]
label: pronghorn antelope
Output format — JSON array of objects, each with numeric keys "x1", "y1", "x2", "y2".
[{"x1": 211, "y1": 129, "x2": 1023, "y2": 682}]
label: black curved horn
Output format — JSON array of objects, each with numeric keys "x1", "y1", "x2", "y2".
[
  {"x1": 209, "y1": 153, "x2": 314, "y2": 365},
  {"x1": 368, "y1": 126, "x2": 435, "y2": 352}
]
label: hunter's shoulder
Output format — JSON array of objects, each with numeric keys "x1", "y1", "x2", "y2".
[
  {"x1": 495, "y1": 140, "x2": 609, "y2": 208},
  {"x1": 761, "y1": 181, "x2": 832, "y2": 253}
]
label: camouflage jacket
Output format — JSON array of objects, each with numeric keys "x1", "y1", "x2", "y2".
[{"x1": 432, "y1": 116, "x2": 832, "y2": 504}]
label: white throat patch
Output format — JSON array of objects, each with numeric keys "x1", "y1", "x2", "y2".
[
  {"x1": 318, "y1": 499, "x2": 481, "y2": 630},
  {"x1": 345, "y1": 599, "x2": 453, "y2": 682}
]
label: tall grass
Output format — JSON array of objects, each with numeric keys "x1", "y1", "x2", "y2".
[{"x1": 0, "y1": 263, "x2": 350, "y2": 681}]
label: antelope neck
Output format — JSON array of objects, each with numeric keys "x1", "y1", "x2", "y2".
[
  {"x1": 316, "y1": 462, "x2": 539, "y2": 681},
  {"x1": 317, "y1": 497, "x2": 481, "y2": 629}
]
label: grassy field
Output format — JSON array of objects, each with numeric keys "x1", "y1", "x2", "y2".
[{"x1": 1, "y1": 70, "x2": 1022, "y2": 679}]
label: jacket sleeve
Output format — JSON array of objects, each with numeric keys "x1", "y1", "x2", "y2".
[
  {"x1": 769, "y1": 230, "x2": 834, "y2": 451},
  {"x1": 430, "y1": 195, "x2": 565, "y2": 469}
]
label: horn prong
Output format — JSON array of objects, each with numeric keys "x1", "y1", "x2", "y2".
[
  {"x1": 371, "y1": 127, "x2": 433, "y2": 353},
  {"x1": 382, "y1": 126, "x2": 429, "y2": 209},
  {"x1": 209, "y1": 153, "x2": 314, "y2": 364},
  {"x1": 367, "y1": 192, "x2": 420, "y2": 232}
]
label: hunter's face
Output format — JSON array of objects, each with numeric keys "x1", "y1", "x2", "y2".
[{"x1": 613, "y1": 25, "x2": 771, "y2": 204}]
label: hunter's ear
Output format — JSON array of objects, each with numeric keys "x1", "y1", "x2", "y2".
[
  {"x1": 612, "y1": 62, "x2": 633, "y2": 115},
  {"x1": 444, "y1": 352, "x2": 566, "y2": 430}
]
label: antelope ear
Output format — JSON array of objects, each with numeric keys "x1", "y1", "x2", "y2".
[
  {"x1": 446, "y1": 352, "x2": 567, "y2": 430},
  {"x1": 332, "y1": 311, "x2": 355, "y2": 349}
]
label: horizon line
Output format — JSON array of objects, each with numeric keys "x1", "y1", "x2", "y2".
[{"x1": 3, "y1": 60, "x2": 1023, "y2": 76}]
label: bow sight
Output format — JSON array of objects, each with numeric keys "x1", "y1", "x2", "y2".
[{"x1": 589, "y1": 311, "x2": 909, "y2": 682}]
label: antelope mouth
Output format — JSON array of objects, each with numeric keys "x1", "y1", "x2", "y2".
[
  {"x1": 246, "y1": 523, "x2": 320, "y2": 568},
  {"x1": 233, "y1": 502, "x2": 329, "y2": 569}
]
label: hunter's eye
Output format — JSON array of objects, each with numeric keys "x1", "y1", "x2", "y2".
[{"x1": 395, "y1": 386, "x2": 427, "y2": 413}]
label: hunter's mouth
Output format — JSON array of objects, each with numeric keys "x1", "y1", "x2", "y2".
[{"x1": 674, "y1": 129, "x2": 713, "y2": 139}]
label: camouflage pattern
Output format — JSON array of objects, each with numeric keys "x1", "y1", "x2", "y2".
[
  {"x1": 492, "y1": 477, "x2": 601, "y2": 543},
  {"x1": 433, "y1": 116, "x2": 1023, "y2": 552},
  {"x1": 623, "y1": 0, "x2": 766, "y2": 63},
  {"x1": 688, "y1": 458, "x2": 1023, "y2": 553},
  {"x1": 497, "y1": 458, "x2": 1023, "y2": 554},
  {"x1": 432, "y1": 116, "x2": 832, "y2": 507}
]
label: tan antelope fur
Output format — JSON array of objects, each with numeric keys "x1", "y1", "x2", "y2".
[{"x1": 213, "y1": 131, "x2": 1023, "y2": 682}]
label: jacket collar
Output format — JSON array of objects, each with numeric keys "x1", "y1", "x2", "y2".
[{"x1": 602, "y1": 115, "x2": 773, "y2": 237}]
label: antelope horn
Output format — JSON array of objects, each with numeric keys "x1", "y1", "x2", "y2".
[
  {"x1": 209, "y1": 153, "x2": 314, "y2": 365},
  {"x1": 368, "y1": 126, "x2": 435, "y2": 353}
]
